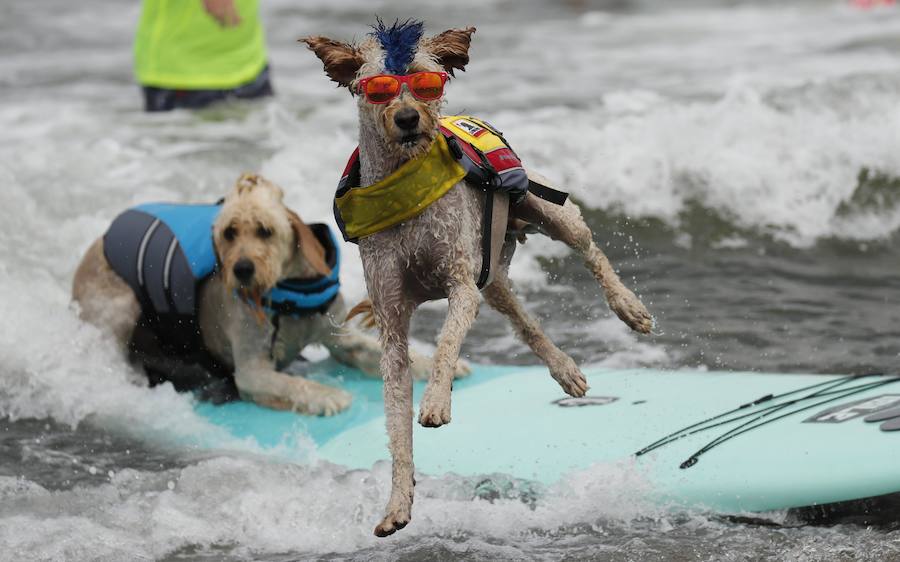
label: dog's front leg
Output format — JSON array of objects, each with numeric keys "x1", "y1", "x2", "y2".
[
  {"x1": 370, "y1": 296, "x2": 416, "y2": 537},
  {"x1": 418, "y1": 280, "x2": 481, "y2": 428},
  {"x1": 227, "y1": 307, "x2": 351, "y2": 415},
  {"x1": 514, "y1": 187, "x2": 653, "y2": 334},
  {"x1": 232, "y1": 358, "x2": 350, "y2": 415}
]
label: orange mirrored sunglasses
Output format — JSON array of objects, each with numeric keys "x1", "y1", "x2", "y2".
[{"x1": 357, "y1": 71, "x2": 449, "y2": 104}]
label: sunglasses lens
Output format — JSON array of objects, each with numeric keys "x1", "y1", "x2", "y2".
[
  {"x1": 409, "y1": 72, "x2": 444, "y2": 100},
  {"x1": 365, "y1": 76, "x2": 400, "y2": 103}
]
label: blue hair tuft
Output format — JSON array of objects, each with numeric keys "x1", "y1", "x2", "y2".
[{"x1": 371, "y1": 18, "x2": 425, "y2": 75}]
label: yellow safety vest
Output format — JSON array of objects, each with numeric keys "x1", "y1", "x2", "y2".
[
  {"x1": 335, "y1": 116, "x2": 531, "y2": 242},
  {"x1": 335, "y1": 116, "x2": 569, "y2": 289},
  {"x1": 134, "y1": 0, "x2": 268, "y2": 90}
]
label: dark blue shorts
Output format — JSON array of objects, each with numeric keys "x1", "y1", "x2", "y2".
[{"x1": 142, "y1": 64, "x2": 274, "y2": 112}]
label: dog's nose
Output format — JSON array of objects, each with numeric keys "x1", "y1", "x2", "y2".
[
  {"x1": 233, "y1": 259, "x2": 255, "y2": 283},
  {"x1": 393, "y1": 108, "x2": 420, "y2": 131}
]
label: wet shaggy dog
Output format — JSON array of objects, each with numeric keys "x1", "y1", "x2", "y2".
[
  {"x1": 303, "y1": 21, "x2": 652, "y2": 535},
  {"x1": 72, "y1": 173, "x2": 440, "y2": 415}
]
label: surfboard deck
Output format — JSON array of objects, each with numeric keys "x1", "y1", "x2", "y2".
[{"x1": 194, "y1": 362, "x2": 900, "y2": 513}]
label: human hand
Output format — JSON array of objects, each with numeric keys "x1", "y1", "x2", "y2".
[{"x1": 203, "y1": 0, "x2": 241, "y2": 27}]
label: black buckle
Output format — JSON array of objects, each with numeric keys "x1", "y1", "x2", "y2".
[
  {"x1": 473, "y1": 147, "x2": 501, "y2": 191},
  {"x1": 445, "y1": 134, "x2": 464, "y2": 160},
  {"x1": 484, "y1": 169, "x2": 501, "y2": 191}
]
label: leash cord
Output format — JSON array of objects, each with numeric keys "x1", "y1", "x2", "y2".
[
  {"x1": 678, "y1": 376, "x2": 900, "y2": 469},
  {"x1": 634, "y1": 374, "x2": 869, "y2": 457}
]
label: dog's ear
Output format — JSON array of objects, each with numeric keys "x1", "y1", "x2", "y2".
[
  {"x1": 286, "y1": 209, "x2": 332, "y2": 276},
  {"x1": 300, "y1": 36, "x2": 364, "y2": 88},
  {"x1": 426, "y1": 27, "x2": 476, "y2": 75}
]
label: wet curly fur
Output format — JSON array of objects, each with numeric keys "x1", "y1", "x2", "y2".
[
  {"x1": 72, "y1": 174, "x2": 445, "y2": 416},
  {"x1": 302, "y1": 21, "x2": 653, "y2": 537}
]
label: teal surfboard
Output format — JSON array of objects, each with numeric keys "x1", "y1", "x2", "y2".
[{"x1": 194, "y1": 362, "x2": 900, "y2": 513}]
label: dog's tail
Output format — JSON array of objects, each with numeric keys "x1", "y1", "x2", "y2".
[{"x1": 346, "y1": 298, "x2": 377, "y2": 329}]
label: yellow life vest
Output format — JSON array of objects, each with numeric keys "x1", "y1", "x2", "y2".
[
  {"x1": 335, "y1": 115, "x2": 569, "y2": 289},
  {"x1": 441, "y1": 115, "x2": 513, "y2": 156},
  {"x1": 335, "y1": 116, "x2": 531, "y2": 242}
]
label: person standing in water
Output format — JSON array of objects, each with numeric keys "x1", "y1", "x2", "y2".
[{"x1": 134, "y1": 0, "x2": 273, "y2": 112}]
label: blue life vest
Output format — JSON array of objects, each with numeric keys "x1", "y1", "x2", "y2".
[
  {"x1": 104, "y1": 203, "x2": 221, "y2": 319},
  {"x1": 103, "y1": 203, "x2": 341, "y2": 373}
]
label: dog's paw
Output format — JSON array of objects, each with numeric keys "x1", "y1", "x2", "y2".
[
  {"x1": 296, "y1": 382, "x2": 352, "y2": 417},
  {"x1": 373, "y1": 478, "x2": 415, "y2": 537},
  {"x1": 549, "y1": 354, "x2": 588, "y2": 398},
  {"x1": 374, "y1": 505, "x2": 411, "y2": 537},
  {"x1": 418, "y1": 387, "x2": 452, "y2": 428},
  {"x1": 607, "y1": 287, "x2": 653, "y2": 334},
  {"x1": 454, "y1": 358, "x2": 472, "y2": 379}
]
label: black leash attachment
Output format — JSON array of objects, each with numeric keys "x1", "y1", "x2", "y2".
[
  {"x1": 633, "y1": 373, "x2": 900, "y2": 470},
  {"x1": 635, "y1": 376, "x2": 854, "y2": 457}
]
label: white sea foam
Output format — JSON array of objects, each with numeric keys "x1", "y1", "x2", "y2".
[
  {"x1": 495, "y1": 78, "x2": 900, "y2": 247},
  {"x1": 0, "y1": 269, "x2": 261, "y2": 452},
  {"x1": 0, "y1": 455, "x2": 658, "y2": 560}
]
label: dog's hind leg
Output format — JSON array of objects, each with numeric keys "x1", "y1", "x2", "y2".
[
  {"x1": 418, "y1": 279, "x2": 481, "y2": 428},
  {"x1": 513, "y1": 190, "x2": 653, "y2": 334},
  {"x1": 483, "y1": 267, "x2": 588, "y2": 397},
  {"x1": 72, "y1": 239, "x2": 141, "y2": 348}
]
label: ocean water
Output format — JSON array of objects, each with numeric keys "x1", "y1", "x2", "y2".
[{"x1": 1, "y1": 0, "x2": 900, "y2": 560}]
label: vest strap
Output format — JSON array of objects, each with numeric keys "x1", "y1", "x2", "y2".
[
  {"x1": 476, "y1": 191, "x2": 510, "y2": 290},
  {"x1": 527, "y1": 179, "x2": 569, "y2": 206}
]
